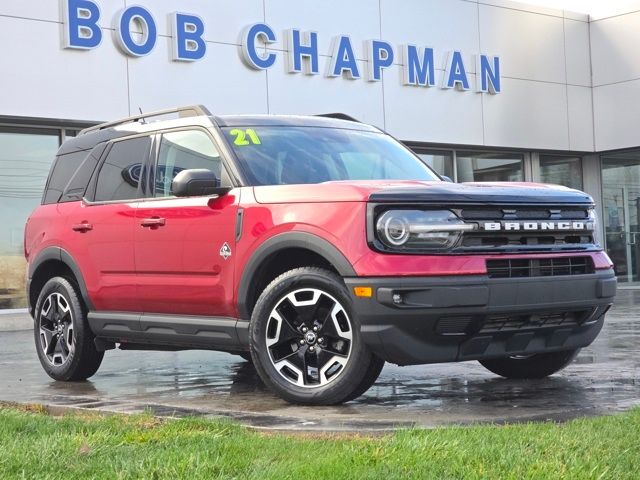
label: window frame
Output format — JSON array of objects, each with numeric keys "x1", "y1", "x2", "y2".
[
  {"x1": 85, "y1": 133, "x2": 153, "y2": 205},
  {"x1": 148, "y1": 127, "x2": 234, "y2": 200}
]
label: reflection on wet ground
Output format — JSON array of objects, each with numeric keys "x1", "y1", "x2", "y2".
[{"x1": 1, "y1": 290, "x2": 638, "y2": 431}]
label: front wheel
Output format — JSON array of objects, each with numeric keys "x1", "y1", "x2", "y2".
[
  {"x1": 250, "y1": 267, "x2": 382, "y2": 405},
  {"x1": 34, "y1": 277, "x2": 104, "y2": 381},
  {"x1": 479, "y1": 349, "x2": 580, "y2": 379}
]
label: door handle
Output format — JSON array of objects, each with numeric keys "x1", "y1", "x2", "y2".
[
  {"x1": 140, "y1": 217, "x2": 166, "y2": 228},
  {"x1": 72, "y1": 222, "x2": 93, "y2": 233}
]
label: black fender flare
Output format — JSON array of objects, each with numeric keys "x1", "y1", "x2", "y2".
[
  {"x1": 28, "y1": 247, "x2": 94, "y2": 315},
  {"x1": 237, "y1": 232, "x2": 356, "y2": 320}
]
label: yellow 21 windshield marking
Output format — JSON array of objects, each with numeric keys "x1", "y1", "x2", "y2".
[{"x1": 230, "y1": 128, "x2": 261, "y2": 146}]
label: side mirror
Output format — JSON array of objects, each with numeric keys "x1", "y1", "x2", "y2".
[
  {"x1": 172, "y1": 169, "x2": 231, "y2": 197},
  {"x1": 441, "y1": 175, "x2": 454, "y2": 183}
]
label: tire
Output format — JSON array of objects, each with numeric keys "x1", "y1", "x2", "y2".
[
  {"x1": 479, "y1": 349, "x2": 580, "y2": 379},
  {"x1": 342, "y1": 354, "x2": 385, "y2": 403},
  {"x1": 236, "y1": 352, "x2": 253, "y2": 363},
  {"x1": 249, "y1": 267, "x2": 382, "y2": 405},
  {"x1": 33, "y1": 277, "x2": 104, "y2": 381}
]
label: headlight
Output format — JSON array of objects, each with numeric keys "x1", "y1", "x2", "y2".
[{"x1": 375, "y1": 210, "x2": 474, "y2": 251}]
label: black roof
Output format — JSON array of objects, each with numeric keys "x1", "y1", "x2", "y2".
[{"x1": 57, "y1": 113, "x2": 380, "y2": 156}]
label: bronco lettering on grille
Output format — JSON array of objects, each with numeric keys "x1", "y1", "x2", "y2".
[{"x1": 481, "y1": 221, "x2": 594, "y2": 231}]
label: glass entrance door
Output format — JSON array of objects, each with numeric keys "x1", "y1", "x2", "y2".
[{"x1": 602, "y1": 153, "x2": 640, "y2": 283}]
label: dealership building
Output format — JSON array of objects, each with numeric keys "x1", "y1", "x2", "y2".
[{"x1": 2, "y1": 0, "x2": 640, "y2": 309}]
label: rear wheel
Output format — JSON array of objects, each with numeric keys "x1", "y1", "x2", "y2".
[
  {"x1": 250, "y1": 267, "x2": 382, "y2": 405},
  {"x1": 34, "y1": 277, "x2": 104, "y2": 381},
  {"x1": 479, "y1": 349, "x2": 580, "y2": 379}
]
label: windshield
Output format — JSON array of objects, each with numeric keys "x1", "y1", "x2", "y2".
[{"x1": 222, "y1": 126, "x2": 440, "y2": 186}]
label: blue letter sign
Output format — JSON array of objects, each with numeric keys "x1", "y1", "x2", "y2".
[
  {"x1": 171, "y1": 13, "x2": 206, "y2": 62},
  {"x1": 328, "y1": 36, "x2": 360, "y2": 79},
  {"x1": 444, "y1": 51, "x2": 470, "y2": 90},
  {"x1": 62, "y1": 0, "x2": 102, "y2": 50},
  {"x1": 477, "y1": 55, "x2": 501, "y2": 94},
  {"x1": 114, "y1": 6, "x2": 157, "y2": 57},
  {"x1": 366, "y1": 40, "x2": 394, "y2": 82},
  {"x1": 240, "y1": 23, "x2": 277, "y2": 70},
  {"x1": 286, "y1": 29, "x2": 319, "y2": 75},
  {"x1": 402, "y1": 45, "x2": 435, "y2": 87}
]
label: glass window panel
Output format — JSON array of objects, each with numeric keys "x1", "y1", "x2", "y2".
[
  {"x1": 539, "y1": 155, "x2": 583, "y2": 190},
  {"x1": 0, "y1": 129, "x2": 60, "y2": 309},
  {"x1": 154, "y1": 130, "x2": 229, "y2": 197},
  {"x1": 415, "y1": 150, "x2": 454, "y2": 180},
  {"x1": 94, "y1": 136, "x2": 151, "y2": 202},
  {"x1": 456, "y1": 151, "x2": 524, "y2": 182},
  {"x1": 601, "y1": 152, "x2": 640, "y2": 282}
]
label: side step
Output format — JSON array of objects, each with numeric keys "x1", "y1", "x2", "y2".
[{"x1": 88, "y1": 311, "x2": 246, "y2": 351}]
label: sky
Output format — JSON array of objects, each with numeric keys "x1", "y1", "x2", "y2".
[{"x1": 516, "y1": 0, "x2": 640, "y2": 17}]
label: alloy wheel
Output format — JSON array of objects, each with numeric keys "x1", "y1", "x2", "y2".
[
  {"x1": 265, "y1": 288, "x2": 352, "y2": 388},
  {"x1": 38, "y1": 292, "x2": 75, "y2": 366}
]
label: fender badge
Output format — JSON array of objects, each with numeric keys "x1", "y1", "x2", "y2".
[{"x1": 219, "y1": 242, "x2": 232, "y2": 260}]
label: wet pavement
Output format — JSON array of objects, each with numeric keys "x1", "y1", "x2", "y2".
[{"x1": 1, "y1": 290, "x2": 639, "y2": 431}]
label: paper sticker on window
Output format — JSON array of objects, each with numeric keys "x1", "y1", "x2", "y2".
[{"x1": 230, "y1": 128, "x2": 261, "y2": 146}]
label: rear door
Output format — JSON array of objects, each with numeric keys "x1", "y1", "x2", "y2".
[
  {"x1": 67, "y1": 135, "x2": 151, "y2": 312},
  {"x1": 134, "y1": 128, "x2": 238, "y2": 317}
]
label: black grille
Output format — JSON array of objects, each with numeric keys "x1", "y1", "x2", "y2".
[
  {"x1": 461, "y1": 233, "x2": 594, "y2": 249},
  {"x1": 455, "y1": 205, "x2": 595, "y2": 252},
  {"x1": 486, "y1": 256, "x2": 595, "y2": 278},
  {"x1": 479, "y1": 310, "x2": 590, "y2": 334},
  {"x1": 460, "y1": 207, "x2": 589, "y2": 221}
]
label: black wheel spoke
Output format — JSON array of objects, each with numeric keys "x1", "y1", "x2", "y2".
[
  {"x1": 315, "y1": 348, "x2": 337, "y2": 370},
  {"x1": 276, "y1": 299, "x2": 301, "y2": 330},
  {"x1": 321, "y1": 340, "x2": 350, "y2": 358},
  {"x1": 58, "y1": 332, "x2": 70, "y2": 356},
  {"x1": 41, "y1": 304, "x2": 54, "y2": 323},
  {"x1": 270, "y1": 342, "x2": 300, "y2": 363},
  {"x1": 318, "y1": 314, "x2": 340, "y2": 338},
  {"x1": 275, "y1": 315, "x2": 300, "y2": 345},
  {"x1": 288, "y1": 348, "x2": 309, "y2": 384},
  {"x1": 46, "y1": 332, "x2": 59, "y2": 357},
  {"x1": 40, "y1": 326, "x2": 55, "y2": 353}
]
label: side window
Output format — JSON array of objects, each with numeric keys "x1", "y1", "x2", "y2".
[
  {"x1": 42, "y1": 150, "x2": 90, "y2": 204},
  {"x1": 154, "y1": 130, "x2": 230, "y2": 197},
  {"x1": 94, "y1": 137, "x2": 151, "y2": 202}
]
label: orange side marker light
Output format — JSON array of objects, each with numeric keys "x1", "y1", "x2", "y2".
[{"x1": 353, "y1": 286, "x2": 373, "y2": 298}]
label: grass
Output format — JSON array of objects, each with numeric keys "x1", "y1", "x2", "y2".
[{"x1": 0, "y1": 404, "x2": 639, "y2": 479}]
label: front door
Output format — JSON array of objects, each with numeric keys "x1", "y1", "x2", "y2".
[
  {"x1": 134, "y1": 129, "x2": 238, "y2": 317},
  {"x1": 602, "y1": 154, "x2": 640, "y2": 283}
]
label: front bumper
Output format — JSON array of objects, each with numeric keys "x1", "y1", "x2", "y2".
[{"x1": 345, "y1": 269, "x2": 616, "y2": 366}]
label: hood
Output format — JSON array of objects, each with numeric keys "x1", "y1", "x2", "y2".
[{"x1": 253, "y1": 180, "x2": 593, "y2": 205}]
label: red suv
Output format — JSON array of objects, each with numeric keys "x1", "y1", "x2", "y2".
[{"x1": 25, "y1": 105, "x2": 617, "y2": 405}]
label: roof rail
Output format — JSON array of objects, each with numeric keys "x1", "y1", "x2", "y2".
[
  {"x1": 79, "y1": 105, "x2": 212, "y2": 136},
  {"x1": 315, "y1": 113, "x2": 361, "y2": 123}
]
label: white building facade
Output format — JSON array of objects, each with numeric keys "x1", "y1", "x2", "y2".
[{"x1": 1, "y1": 0, "x2": 640, "y2": 309}]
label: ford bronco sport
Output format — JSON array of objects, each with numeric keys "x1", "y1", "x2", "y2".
[{"x1": 25, "y1": 105, "x2": 617, "y2": 405}]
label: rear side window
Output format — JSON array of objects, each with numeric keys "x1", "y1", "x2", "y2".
[
  {"x1": 59, "y1": 144, "x2": 107, "y2": 203},
  {"x1": 94, "y1": 136, "x2": 151, "y2": 202},
  {"x1": 42, "y1": 150, "x2": 90, "y2": 204},
  {"x1": 154, "y1": 130, "x2": 231, "y2": 197}
]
